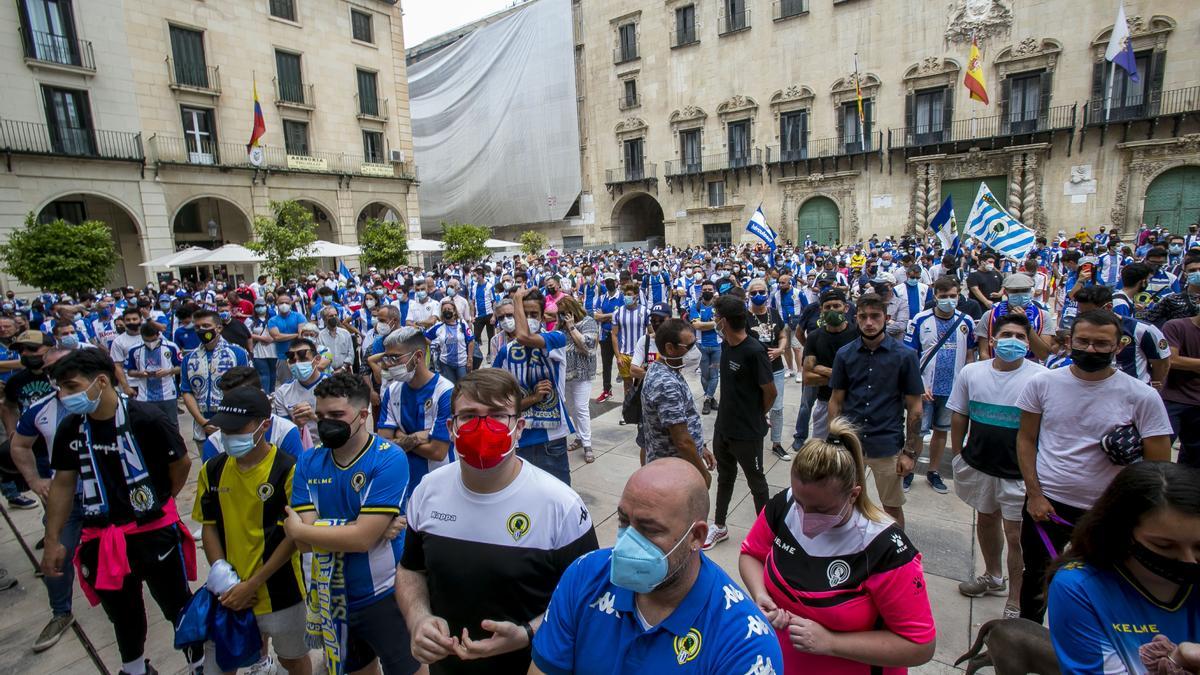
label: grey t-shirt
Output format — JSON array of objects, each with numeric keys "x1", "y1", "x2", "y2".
[{"x1": 638, "y1": 360, "x2": 704, "y2": 462}]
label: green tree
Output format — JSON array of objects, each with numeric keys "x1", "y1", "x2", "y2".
[
  {"x1": 246, "y1": 200, "x2": 318, "y2": 281},
  {"x1": 440, "y1": 223, "x2": 490, "y2": 264},
  {"x1": 358, "y1": 218, "x2": 409, "y2": 270},
  {"x1": 0, "y1": 213, "x2": 117, "y2": 294},
  {"x1": 519, "y1": 231, "x2": 548, "y2": 257}
]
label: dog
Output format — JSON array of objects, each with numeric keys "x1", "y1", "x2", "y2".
[{"x1": 955, "y1": 618, "x2": 1061, "y2": 675}]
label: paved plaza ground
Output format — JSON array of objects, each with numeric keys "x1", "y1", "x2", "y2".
[{"x1": 0, "y1": 365, "x2": 1007, "y2": 674}]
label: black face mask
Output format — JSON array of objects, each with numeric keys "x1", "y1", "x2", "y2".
[
  {"x1": 317, "y1": 418, "x2": 357, "y2": 449},
  {"x1": 605, "y1": 281, "x2": 617, "y2": 292},
  {"x1": 199, "y1": 329, "x2": 218, "y2": 344},
  {"x1": 1130, "y1": 540, "x2": 1200, "y2": 585},
  {"x1": 20, "y1": 354, "x2": 44, "y2": 370},
  {"x1": 442, "y1": 310, "x2": 455, "y2": 321},
  {"x1": 701, "y1": 291, "x2": 714, "y2": 301},
  {"x1": 126, "y1": 323, "x2": 141, "y2": 334},
  {"x1": 1070, "y1": 348, "x2": 1114, "y2": 373}
]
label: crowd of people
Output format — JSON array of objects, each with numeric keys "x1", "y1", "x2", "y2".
[{"x1": 0, "y1": 219, "x2": 1198, "y2": 674}]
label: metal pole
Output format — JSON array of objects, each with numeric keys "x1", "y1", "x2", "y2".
[{"x1": 1105, "y1": 61, "x2": 1116, "y2": 122}]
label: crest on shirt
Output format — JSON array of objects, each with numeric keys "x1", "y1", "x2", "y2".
[
  {"x1": 1119, "y1": 335, "x2": 1132, "y2": 348},
  {"x1": 350, "y1": 471, "x2": 367, "y2": 492},
  {"x1": 506, "y1": 512, "x2": 531, "y2": 542},
  {"x1": 129, "y1": 485, "x2": 155, "y2": 513},
  {"x1": 424, "y1": 398, "x2": 433, "y2": 410},
  {"x1": 257, "y1": 483, "x2": 275, "y2": 501},
  {"x1": 673, "y1": 628, "x2": 702, "y2": 664},
  {"x1": 959, "y1": 323, "x2": 968, "y2": 334},
  {"x1": 826, "y1": 559, "x2": 851, "y2": 587},
  {"x1": 1158, "y1": 338, "x2": 1168, "y2": 352}
]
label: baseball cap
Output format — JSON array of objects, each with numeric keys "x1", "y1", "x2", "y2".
[
  {"x1": 14, "y1": 330, "x2": 53, "y2": 347},
  {"x1": 207, "y1": 386, "x2": 271, "y2": 430},
  {"x1": 816, "y1": 272, "x2": 837, "y2": 286},
  {"x1": 1002, "y1": 273, "x2": 1035, "y2": 291},
  {"x1": 649, "y1": 303, "x2": 672, "y2": 318}
]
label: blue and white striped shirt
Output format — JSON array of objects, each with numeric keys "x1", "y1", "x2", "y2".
[
  {"x1": 612, "y1": 305, "x2": 649, "y2": 355},
  {"x1": 124, "y1": 339, "x2": 183, "y2": 401},
  {"x1": 425, "y1": 321, "x2": 474, "y2": 368}
]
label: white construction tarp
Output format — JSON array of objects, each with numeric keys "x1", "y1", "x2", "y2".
[{"x1": 408, "y1": 0, "x2": 580, "y2": 232}]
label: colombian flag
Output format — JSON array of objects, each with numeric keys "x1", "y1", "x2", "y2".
[
  {"x1": 964, "y1": 38, "x2": 989, "y2": 105},
  {"x1": 247, "y1": 79, "x2": 266, "y2": 165}
]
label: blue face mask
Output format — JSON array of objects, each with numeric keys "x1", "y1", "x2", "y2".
[
  {"x1": 1188, "y1": 271, "x2": 1200, "y2": 287},
  {"x1": 219, "y1": 311, "x2": 231, "y2": 321},
  {"x1": 936, "y1": 297, "x2": 957, "y2": 314},
  {"x1": 609, "y1": 525, "x2": 695, "y2": 594},
  {"x1": 58, "y1": 334, "x2": 80, "y2": 349},
  {"x1": 291, "y1": 361, "x2": 315, "y2": 381},
  {"x1": 159, "y1": 301, "x2": 171, "y2": 310},
  {"x1": 61, "y1": 378, "x2": 102, "y2": 415},
  {"x1": 221, "y1": 424, "x2": 263, "y2": 458},
  {"x1": 1007, "y1": 293, "x2": 1031, "y2": 308},
  {"x1": 994, "y1": 337, "x2": 1029, "y2": 363},
  {"x1": 623, "y1": 295, "x2": 637, "y2": 308},
  {"x1": 750, "y1": 292, "x2": 769, "y2": 306},
  {"x1": 416, "y1": 291, "x2": 428, "y2": 301},
  {"x1": 906, "y1": 278, "x2": 920, "y2": 287}
]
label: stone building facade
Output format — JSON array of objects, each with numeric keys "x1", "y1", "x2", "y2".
[
  {"x1": 575, "y1": 0, "x2": 1200, "y2": 248},
  {"x1": 0, "y1": 0, "x2": 418, "y2": 290}
]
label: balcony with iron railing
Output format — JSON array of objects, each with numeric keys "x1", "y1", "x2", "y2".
[
  {"x1": 773, "y1": 0, "x2": 808, "y2": 20},
  {"x1": 889, "y1": 103, "x2": 1076, "y2": 153},
  {"x1": 719, "y1": 9, "x2": 751, "y2": 35},
  {"x1": 355, "y1": 94, "x2": 389, "y2": 121},
  {"x1": 274, "y1": 79, "x2": 315, "y2": 110},
  {"x1": 618, "y1": 93, "x2": 640, "y2": 110},
  {"x1": 166, "y1": 58, "x2": 220, "y2": 95},
  {"x1": 613, "y1": 43, "x2": 639, "y2": 65},
  {"x1": 605, "y1": 163, "x2": 656, "y2": 185},
  {"x1": 0, "y1": 118, "x2": 142, "y2": 161},
  {"x1": 1083, "y1": 86, "x2": 1200, "y2": 126},
  {"x1": 146, "y1": 134, "x2": 417, "y2": 181},
  {"x1": 665, "y1": 149, "x2": 762, "y2": 177},
  {"x1": 19, "y1": 28, "x2": 95, "y2": 73}
]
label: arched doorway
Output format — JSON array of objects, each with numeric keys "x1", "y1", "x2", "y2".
[
  {"x1": 1143, "y1": 166, "x2": 1200, "y2": 235},
  {"x1": 298, "y1": 199, "x2": 338, "y2": 243},
  {"x1": 797, "y1": 197, "x2": 840, "y2": 246},
  {"x1": 172, "y1": 196, "x2": 252, "y2": 284},
  {"x1": 356, "y1": 201, "x2": 403, "y2": 241},
  {"x1": 38, "y1": 193, "x2": 144, "y2": 289},
  {"x1": 612, "y1": 192, "x2": 665, "y2": 246}
]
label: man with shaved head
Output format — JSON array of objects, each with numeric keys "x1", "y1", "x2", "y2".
[{"x1": 530, "y1": 458, "x2": 782, "y2": 674}]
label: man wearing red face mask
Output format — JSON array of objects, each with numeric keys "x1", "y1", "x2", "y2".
[{"x1": 396, "y1": 369, "x2": 598, "y2": 675}]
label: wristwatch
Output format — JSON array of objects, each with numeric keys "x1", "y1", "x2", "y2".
[
  {"x1": 902, "y1": 446, "x2": 919, "y2": 459},
  {"x1": 520, "y1": 621, "x2": 535, "y2": 645}
]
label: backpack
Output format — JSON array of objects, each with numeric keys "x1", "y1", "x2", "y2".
[{"x1": 621, "y1": 337, "x2": 652, "y2": 425}]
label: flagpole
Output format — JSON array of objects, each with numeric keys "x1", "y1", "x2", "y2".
[
  {"x1": 854, "y1": 52, "x2": 865, "y2": 149},
  {"x1": 1104, "y1": 60, "x2": 1116, "y2": 122}
]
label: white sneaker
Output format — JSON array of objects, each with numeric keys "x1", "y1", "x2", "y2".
[
  {"x1": 784, "y1": 369, "x2": 793, "y2": 377},
  {"x1": 794, "y1": 372, "x2": 802, "y2": 383},
  {"x1": 246, "y1": 655, "x2": 278, "y2": 675},
  {"x1": 191, "y1": 526, "x2": 203, "y2": 542},
  {"x1": 702, "y1": 525, "x2": 728, "y2": 551}
]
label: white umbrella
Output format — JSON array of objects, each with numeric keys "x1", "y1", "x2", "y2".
[
  {"x1": 194, "y1": 244, "x2": 265, "y2": 264},
  {"x1": 140, "y1": 246, "x2": 210, "y2": 267},
  {"x1": 304, "y1": 240, "x2": 362, "y2": 257},
  {"x1": 406, "y1": 238, "x2": 444, "y2": 252},
  {"x1": 485, "y1": 238, "x2": 521, "y2": 249}
]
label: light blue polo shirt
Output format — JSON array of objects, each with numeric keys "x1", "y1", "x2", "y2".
[{"x1": 533, "y1": 548, "x2": 783, "y2": 675}]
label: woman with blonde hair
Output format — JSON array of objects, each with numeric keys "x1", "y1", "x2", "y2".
[
  {"x1": 555, "y1": 295, "x2": 599, "y2": 462},
  {"x1": 739, "y1": 417, "x2": 936, "y2": 674}
]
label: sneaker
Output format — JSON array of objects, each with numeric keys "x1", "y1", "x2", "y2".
[
  {"x1": 118, "y1": 660, "x2": 158, "y2": 675},
  {"x1": 701, "y1": 398, "x2": 712, "y2": 415},
  {"x1": 191, "y1": 526, "x2": 203, "y2": 541},
  {"x1": 617, "y1": 419, "x2": 628, "y2": 426},
  {"x1": 246, "y1": 655, "x2": 278, "y2": 675},
  {"x1": 702, "y1": 525, "x2": 729, "y2": 551},
  {"x1": 902, "y1": 472, "x2": 915, "y2": 493},
  {"x1": 784, "y1": 369, "x2": 793, "y2": 378},
  {"x1": 0, "y1": 568, "x2": 16, "y2": 591},
  {"x1": 1002, "y1": 605, "x2": 1021, "y2": 619},
  {"x1": 32, "y1": 613, "x2": 75, "y2": 653},
  {"x1": 596, "y1": 390, "x2": 612, "y2": 403},
  {"x1": 794, "y1": 373, "x2": 802, "y2": 383},
  {"x1": 7, "y1": 494, "x2": 37, "y2": 510},
  {"x1": 771, "y1": 444, "x2": 792, "y2": 461},
  {"x1": 958, "y1": 574, "x2": 1007, "y2": 598},
  {"x1": 926, "y1": 471, "x2": 949, "y2": 494}
]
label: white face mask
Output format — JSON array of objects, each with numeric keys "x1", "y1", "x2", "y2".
[{"x1": 499, "y1": 316, "x2": 517, "y2": 333}]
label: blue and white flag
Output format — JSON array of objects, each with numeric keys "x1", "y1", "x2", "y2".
[
  {"x1": 745, "y1": 205, "x2": 777, "y2": 251},
  {"x1": 338, "y1": 261, "x2": 353, "y2": 282},
  {"x1": 928, "y1": 196, "x2": 961, "y2": 256},
  {"x1": 1105, "y1": 4, "x2": 1140, "y2": 84},
  {"x1": 964, "y1": 183, "x2": 1036, "y2": 260}
]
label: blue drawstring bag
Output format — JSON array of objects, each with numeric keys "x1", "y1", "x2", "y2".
[
  {"x1": 175, "y1": 589, "x2": 213, "y2": 647},
  {"x1": 174, "y1": 588, "x2": 262, "y2": 671}
]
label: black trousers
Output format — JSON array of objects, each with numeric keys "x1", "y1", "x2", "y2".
[
  {"x1": 600, "y1": 337, "x2": 616, "y2": 392},
  {"x1": 472, "y1": 314, "x2": 494, "y2": 351},
  {"x1": 1019, "y1": 495, "x2": 1088, "y2": 623},
  {"x1": 78, "y1": 524, "x2": 203, "y2": 665},
  {"x1": 713, "y1": 432, "x2": 770, "y2": 526}
]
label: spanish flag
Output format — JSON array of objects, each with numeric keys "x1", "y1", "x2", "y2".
[
  {"x1": 964, "y1": 38, "x2": 989, "y2": 105},
  {"x1": 246, "y1": 78, "x2": 266, "y2": 166}
]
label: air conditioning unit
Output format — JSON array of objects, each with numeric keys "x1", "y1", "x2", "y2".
[{"x1": 389, "y1": 149, "x2": 405, "y2": 163}]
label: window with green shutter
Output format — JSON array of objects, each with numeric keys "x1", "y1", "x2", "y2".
[
  {"x1": 351, "y1": 9, "x2": 373, "y2": 43},
  {"x1": 169, "y1": 26, "x2": 208, "y2": 89},
  {"x1": 270, "y1": 0, "x2": 296, "y2": 21},
  {"x1": 356, "y1": 69, "x2": 378, "y2": 116},
  {"x1": 283, "y1": 119, "x2": 308, "y2": 156},
  {"x1": 276, "y1": 50, "x2": 303, "y2": 103}
]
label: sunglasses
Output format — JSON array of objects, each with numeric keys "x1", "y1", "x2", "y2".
[{"x1": 285, "y1": 350, "x2": 313, "y2": 363}]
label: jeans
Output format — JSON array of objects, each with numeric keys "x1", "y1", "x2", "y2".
[
  {"x1": 517, "y1": 437, "x2": 570, "y2": 485},
  {"x1": 144, "y1": 398, "x2": 179, "y2": 430},
  {"x1": 565, "y1": 378, "x2": 593, "y2": 447},
  {"x1": 600, "y1": 336, "x2": 616, "y2": 392},
  {"x1": 1019, "y1": 495, "x2": 1087, "y2": 623},
  {"x1": 438, "y1": 362, "x2": 467, "y2": 383},
  {"x1": 791, "y1": 385, "x2": 818, "y2": 449},
  {"x1": 44, "y1": 497, "x2": 84, "y2": 616},
  {"x1": 713, "y1": 432, "x2": 770, "y2": 526},
  {"x1": 253, "y1": 357, "x2": 278, "y2": 393},
  {"x1": 769, "y1": 369, "x2": 786, "y2": 444},
  {"x1": 699, "y1": 344, "x2": 721, "y2": 400},
  {"x1": 1164, "y1": 399, "x2": 1200, "y2": 467}
]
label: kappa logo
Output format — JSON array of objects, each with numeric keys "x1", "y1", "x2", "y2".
[
  {"x1": 826, "y1": 560, "x2": 851, "y2": 587},
  {"x1": 744, "y1": 655, "x2": 777, "y2": 675},
  {"x1": 673, "y1": 628, "x2": 702, "y2": 665},
  {"x1": 589, "y1": 591, "x2": 620, "y2": 617},
  {"x1": 506, "y1": 512, "x2": 531, "y2": 542},
  {"x1": 578, "y1": 505, "x2": 590, "y2": 526},
  {"x1": 722, "y1": 583, "x2": 746, "y2": 610},
  {"x1": 744, "y1": 614, "x2": 771, "y2": 639},
  {"x1": 350, "y1": 472, "x2": 367, "y2": 492},
  {"x1": 257, "y1": 483, "x2": 275, "y2": 501}
]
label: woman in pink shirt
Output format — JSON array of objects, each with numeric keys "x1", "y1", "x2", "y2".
[{"x1": 739, "y1": 417, "x2": 936, "y2": 674}]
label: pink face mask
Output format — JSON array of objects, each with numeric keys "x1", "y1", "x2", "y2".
[{"x1": 794, "y1": 500, "x2": 851, "y2": 538}]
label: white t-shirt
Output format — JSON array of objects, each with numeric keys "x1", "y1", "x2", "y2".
[
  {"x1": 631, "y1": 334, "x2": 660, "y2": 369},
  {"x1": 406, "y1": 299, "x2": 439, "y2": 327},
  {"x1": 272, "y1": 375, "x2": 323, "y2": 439},
  {"x1": 1015, "y1": 367, "x2": 1173, "y2": 510},
  {"x1": 110, "y1": 332, "x2": 146, "y2": 389}
]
